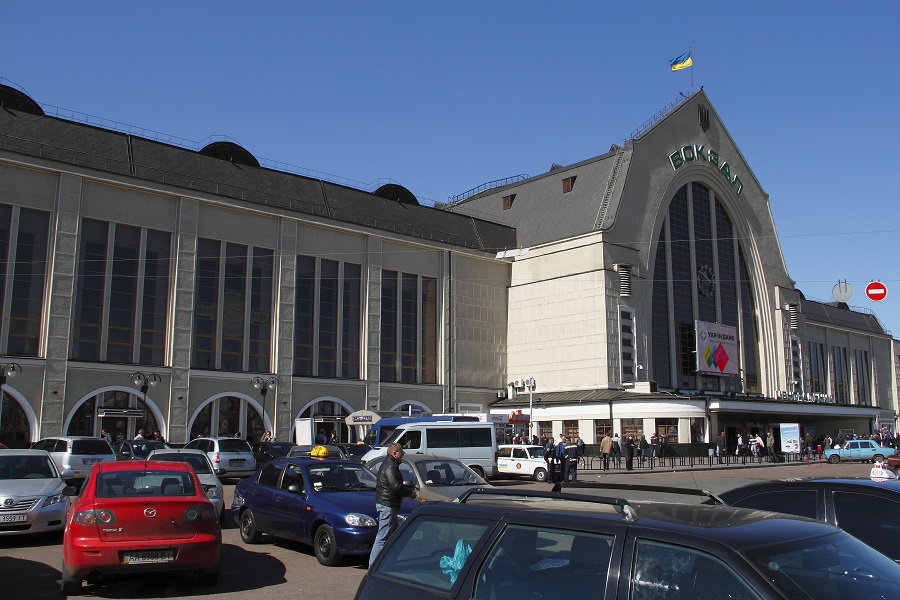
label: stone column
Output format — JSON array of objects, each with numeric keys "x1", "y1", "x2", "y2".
[
  {"x1": 274, "y1": 219, "x2": 296, "y2": 441},
  {"x1": 365, "y1": 236, "x2": 382, "y2": 411}
]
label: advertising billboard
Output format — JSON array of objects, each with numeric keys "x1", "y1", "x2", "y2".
[
  {"x1": 780, "y1": 423, "x2": 801, "y2": 453},
  {"x1": 695, "y1": 320, "x2": 739, "y2": 376}
]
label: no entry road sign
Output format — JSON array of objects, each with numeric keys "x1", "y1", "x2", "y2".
[{"x1": 865, "y1": 281, "x2": 888, "y2": 302}]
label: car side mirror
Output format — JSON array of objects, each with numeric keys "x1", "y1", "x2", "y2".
[
  {"x1": 287, "y1": 484, "x2": 304, "y2": 495},
  {"x1": 121, "y1": 450, "x2": 130, "y2": 456},
  {"x1": 402, "y1": 479, "x2": 416, "y2": 488},
  {"x1": 62, "y1": 485, "x2": 79, "y2": 496}
]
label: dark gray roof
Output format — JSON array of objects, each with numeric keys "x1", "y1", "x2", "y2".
[
  {"x1": 0, "y1": 107, "x2": 516, "y2": 252},
  {"x1": 801, "y1": 298, "x2": 889, "y2": 336}
]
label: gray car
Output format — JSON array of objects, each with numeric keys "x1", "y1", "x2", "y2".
[
  {"x1": 365, "y1": 453, "x2": 490, "y2": 502},
  {"x1": 30, "y1": 436, "x2": 115, "y2": 481},
  {"x1": 183, "y1": 437, "x2": 257, "y2": 479},
  {"x1": 0, "y1": 449, "x2": 67, "y2": 536},
  {"x1": 147, "y1": 448, "x2": 225, "y2": 521}
]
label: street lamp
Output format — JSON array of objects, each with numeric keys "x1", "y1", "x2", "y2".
[
  {"x1": 131, "y1": 372, "x2": 161, "y2": 396},
  {"x1": 251, "y1": 376, "x2": 278, "y2": 422},
  {"x1": 0, "y1": 363, "x2": 22, "y2": 387},
  {"x1": 523, "y1": 378, "x2": 536, "y2": 440}
]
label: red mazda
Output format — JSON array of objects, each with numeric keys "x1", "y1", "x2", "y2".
[{"x1": 61, "y1": 460, "x2": 221, "y2": 595}]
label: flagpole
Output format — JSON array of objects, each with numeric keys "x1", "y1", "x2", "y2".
[{"x1": 690, "y1": 46, "x2": 694, "y2": 94}]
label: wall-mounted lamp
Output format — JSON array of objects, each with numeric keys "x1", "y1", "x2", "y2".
[
  {"x1": 131, "y1": 372, "x2": 161, "y2": 395},
  {"x1": 0, "y1": 363, "x2": 22, "y2": 387}
]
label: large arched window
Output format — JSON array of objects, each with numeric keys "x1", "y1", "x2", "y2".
[
  {"x1": 66, "y1": 391, "x2": 160, "y2": 441},
  {"x1": 0, "y1": 391, "x2": 30, "y2": 445},
  {"x1": 651, "y1": 182, "x2": 759, "y2": 392},
  {"x1": 189, "y1": 396, "x2": 265, "y2": 442}
]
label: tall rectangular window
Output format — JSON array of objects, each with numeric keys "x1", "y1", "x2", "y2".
[
  {"x1": 106, "y1": 224, "x2": 140, "y2": 363},
  {"x1": 248, "y1": 248, "x2": 273, "y2": 373},
  {"x1": 73, "y1": 219, "x2": 109, "y2": 361},
  {"x1": 807, "y1": 341, "x2": 826, "y2": 393},
  {"x1": 220, "y1": 243, "x2": 247, "y2": 371},
  {"x1": 293, "y1": 256, "x2": 316, "y2": 377},
  {"x1": 854, "y1": 349, "x2": 870, "y2": 406},
  {"x1": 400, "y1": 273, "x2": 418, "y2": 383},
  {"x1": 6, "y1": 208, "x2": 49, "y2": 357},
  {"x1": 421, "y1": 277, "x2": 437, "y2": 384},
  {"x1": 831, "y1": 345, "x2": 849, "y2": 404},
  {"x1": 380, "y1": 270, "x2": 398, "y2": 382},
  {"x1": 342, "y1": 263, "x2": 361, "y2": 379},
  {"x1": 318, "y1": 259, "x2": 339, "y2": 378},
  {"x1": 0, "y1": 204, "x2": 10, "y2": 349},
  {"x1": 140, "y1": 230, "x2": 171, "y2": 365},
  {"x1": 192, "y1": 238, "x2": 220, "y2": 370}
]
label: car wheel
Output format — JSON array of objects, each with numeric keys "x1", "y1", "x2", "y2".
[
  {"x1": 314, "y1": 524, "x2": 343, "y2": 567},
  {"x1": 239, "y1": 509, "x2": 262, "y2": 544},
  {"x1": 533, "y1": 467, "x2": 548, "y2": 483},
  {"x1": 468, "y1": 465, "x2": 485, "y2": 479},
  {"x1": 60, "y1": 560, "x2": 81, "y2": 595},
  {"x1": 873, "y1": 454, "x2": 885, "y2": 463},
  {"x1": 828, "y1": 454, "x2": 840, "y2": 464}
]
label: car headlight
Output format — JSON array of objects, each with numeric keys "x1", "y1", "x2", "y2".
[
  {"x1": 231, "y1": 489, "x2": 244, "y2": 508},
  {"x1": 205, "y1": 485, "x2": 223, "y2": 499},
  {"x1": 345, "y1": 513, "x2": 377, "y2": 527},
  {"x1": 42, "y1": 493, "x2": 65, "y2": 508}
]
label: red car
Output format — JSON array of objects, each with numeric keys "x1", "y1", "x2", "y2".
[{"x1": 61, "y1": 460, "x2": 221, "y2": 595}]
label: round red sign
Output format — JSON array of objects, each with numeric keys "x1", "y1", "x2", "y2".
[{"x1": 865, "y1": 281, "x2": 888, "y2": 302}]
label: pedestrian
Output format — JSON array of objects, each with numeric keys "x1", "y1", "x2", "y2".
[
  {"x1": 600, "y1": 434, "x2": 613, "y2": 471},
  {"x1": 328, "y1": 430, "x2": 338, "y2": 445},
  {"x1": 639, "y1": 434, "x2": 649, "y2": 465},
  {"x1": 612, "y1": 433, "x2": 622, "y2": 468},
  {"x1": 100, "y1": 429, "x2": 113, "y2": 445},
  {"x1": 370, "y1": 443, "x2": 416, "y2": 567},
  {"x1": 565, "y1": 437, "x2": 579, "y2": 481},
  {"x1": 650, "y1": 433, "x2": 658, "y2": 459},
  {"x1": 624, "y1": 434, "x2": 635, "y2": 471},
  {"x1": 531, "y1": 434, "x2": 540, "y2": 446},
  {"x1": 766, "y1": 432, "x2": 776, "y2": 453},
  {"x1": 555, "y1": 434, "x2": 568, "y2": 483},
  {"x1": 315, "y1": 428, "x2": 327, "y2": 445},
  {"x1": 134, "y1": 429, "x2": 144, "y2": 440},
  {"x1": 153, "y1": 430, "x2": 165, "y2": 444},
  {"x1": 716, "y1": 432, "x2": 727, "y2": 463},
  {"x1": 543, "y1": 439, "x2": 558, "y2": 483},
  {"x1": 735, "y1": 432, "x2": 744, "y2": 456},
  {"x1": 576, "y1": 436, "x2": 585, "y2": 461}
]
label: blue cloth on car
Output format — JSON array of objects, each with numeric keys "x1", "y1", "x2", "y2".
[{"x1": 440, "y1": 538, "x2": 472, "y2": 583}]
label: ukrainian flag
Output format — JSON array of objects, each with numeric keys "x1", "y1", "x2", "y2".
[{"x1": 669, "y1": 51, "x2": 692, "y2": 71}]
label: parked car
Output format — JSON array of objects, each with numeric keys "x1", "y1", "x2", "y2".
[
  {"x1": 497, "y1": 444, "x2": 548, "y2": 482},
  {"x1": 146, "y1": 448, "x2": 225, "y2": 521},
  {"x1": 288, "y1": 444, "x2": 348, "y2": 460},
  {"x1": 251, "y1": 441, "x2": 297, "y2": 465},
  {"x1": 365, "y1": 453, "x2": 490, "y2": 502},
  {"x1": 823, "y1": 439, "x2": 887, "y2": 463},
  {"x1": 714, "y1": 475, "x2": 900, "y2": 562},
  {"x1": 30, "y1": 436, "x2": 115, "y2": 481},
  {"x1": 356, "y1": 486, "x2": 900, "y2": 600},
  {"x1": 335, "y1": 443, "x2": 373, "y2": 463},
  {"x1": 887, "y1": 453, "x2": 900, "y2": 474},
  {"x1": 0, "y1": 449, "x2": 67, "y2": 536},
  {"x1": 183, "y1": 437, "x2": 256, "y2": 479},
  {"x1": 111, "y1": 439, "x2": 171, "y2": 461},
  {"x1": 232, "y1": 457, "x2": 418, "y2": 566},
  {"x1": 60, "y1": 459, "x2": 221, "y2": 595}
]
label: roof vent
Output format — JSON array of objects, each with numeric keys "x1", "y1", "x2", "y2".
[
  {"x1": 373, "y1": 183, "x2": 419, "y2": 206},
  {"x1": 786, "y1": 303, "x2": 799, "y2": 329},
  {"x1": 198, "y1": 141, "x2": 260, "y2": 168}
]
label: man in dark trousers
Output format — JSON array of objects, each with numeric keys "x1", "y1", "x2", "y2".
[
  {"x1": 555, "y1": 434, "x2": 568, "y2": 483},
  {"x1": 565, "y1": 437, "x2": 579, "y2": 481},
  {"x1": 624, "y1": 434, "x2": 636, "y2": 471},
  {"x1": 543, "y1": 439, "x2": 558, "y2": 483},
  {"x1": 600, "y1": 434, "x2": 613, "y2": 471},
  {"x1": 370, "y1": 443, "x2": 416, "y2": 567}
]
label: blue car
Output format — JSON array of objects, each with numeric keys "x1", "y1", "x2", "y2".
[
  {"x1": 232, "y1": 457, "x2": 418, "y2": 566},
  {"x1": 823, "y1": 439, "x2": 889, "y2": 464}
]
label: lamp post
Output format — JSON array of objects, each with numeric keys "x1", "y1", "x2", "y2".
[
  {"x1": 251, "y1": 376, "x2": 278, "y2": 434},
  {"x1": 523, "y1": 377, "x2": 536, "y2": 440},
  {"x1": 131, "y1": 372, "x2": 160, "y2": 438},
  {"x1": 0, "y1": 363, "x2": 22, "y2": 434}
]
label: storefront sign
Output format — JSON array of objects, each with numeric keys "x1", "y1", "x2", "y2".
[
  {"x1": 695, "y1": 321, "x2": 739, "y2": 376},
  {"x1": 668, "y1": 145, "x2": 744, "y2": 194},
  {"x1": 776, "y1": 391, "x2": 836, "y2": 404}
]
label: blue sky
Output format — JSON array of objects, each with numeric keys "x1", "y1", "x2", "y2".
[{"x1": 3, "y1": 2, "x2": 899, "y2": 335}]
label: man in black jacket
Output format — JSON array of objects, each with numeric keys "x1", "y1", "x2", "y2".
[{"x1": 370, "y1": 443, "x2": 416, "y2": 567}]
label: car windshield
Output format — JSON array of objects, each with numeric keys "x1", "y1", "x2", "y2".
[
  {"x1": 151, "y1": 454, "x2": 212, "y2": 474},
  {"x1": 130, "y1": 442, "x2": 170, "y2": 458},
  {"x1": 343, "y1": 445, "x2": 371, "y2": 458},
  {"x1": 745, "y1": 531, "x2": 900, "y2": 599},
  {"x1": 96, "y1": 470, "x2": 197, "y2": 497},
  {"x1": 267, "y1": 442, "x2": 296, "y2": 455},
  {"x1": 417, "y1": 460, "x2": 485, "y2": 486},
  {"x1": 307, "y1": 463, "x2": 376, "y2": 492},
  {"x1": 218, "y1": 439, "x2": 251, "y2": 452},
  {"x1": 71, "y1": 439, "x2": 113, "y2": 455},
  {"x1": 0, "y1": 455, "x2": 58, "y2": 479}
]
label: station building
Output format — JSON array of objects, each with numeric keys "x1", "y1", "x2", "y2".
[{"x1": 0, "y1": 80, "x2": 897, "y2": 448}]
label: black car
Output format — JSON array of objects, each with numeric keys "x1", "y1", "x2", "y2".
[
  {"x1": 251, "y1": 441, "x2": 297, "y2": 464},
  {"x1": 356, "y1": 486, "x2": 900, "y2": 600},
  {"x1": 335, "y1": 443, "x2": 373, "y2": 463},
  {"x1": 110, "y1": 439, "x2": 171, "y2": 461},
  {"x1": 715, "y1": 476, "x2": 900, "y2": 563}
]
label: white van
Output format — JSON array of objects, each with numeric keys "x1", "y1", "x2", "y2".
[{"x1": 360, "y1": 421, "x2": 498, "y2": 478}]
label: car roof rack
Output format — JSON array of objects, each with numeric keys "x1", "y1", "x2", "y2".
[
  {"x1": 454, "y1": 487, "x2": 640, "y2": 523},
  {"x1": 550, "y1": 481, "x2": 726, "y2": 506}
]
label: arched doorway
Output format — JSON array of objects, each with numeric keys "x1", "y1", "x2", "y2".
[
  {"x1": 66, "y1": 388, "x2": 166, "y2": 442},
  {"x1": 0, "y1": 387, "x2": 35, "y2": 447},
  {"x1": 292, "y1": 397, "x2": 353, "y2": 444},
  {"x1": 189, "y1": 394, "x2": 267, "y2": 443}
]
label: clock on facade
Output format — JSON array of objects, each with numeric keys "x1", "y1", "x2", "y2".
[{"x1": 697, "y1": 265, "x2": 716, "y2": 297}]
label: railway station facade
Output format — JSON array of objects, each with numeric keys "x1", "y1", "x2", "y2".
[{"x1": 0, "y1": 82, "x2": 897, "y2": 448}]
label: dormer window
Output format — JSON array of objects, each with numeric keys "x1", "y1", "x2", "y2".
[
  {"x1": 562, "y1": 176, "x2": 576, "y2": 193},
  {"x1": 502, "y1": 194, "x2": 516, "y2": 210}
]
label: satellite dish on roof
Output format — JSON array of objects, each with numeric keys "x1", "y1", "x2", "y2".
[{"x1": 832, "y1": 280, "x2": 854, "y2": 303}]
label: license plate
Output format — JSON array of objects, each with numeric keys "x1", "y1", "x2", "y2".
[
  {"x1": 123, "y1": 550, "x2": 174, "y2": 564},
  {"x1": 0, "y1": 514, "x2": 27, "y2": 523},
  {"x1": 83, "y1": 458, "x2": 99, "y2": 465},
  {"x1": 230, "y1": 459, "x2": 245, "y2": 466}
]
